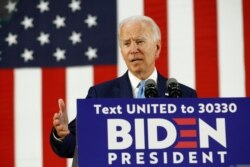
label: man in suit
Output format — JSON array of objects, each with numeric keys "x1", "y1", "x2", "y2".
[{"x1": 50, "y1": 15, "x2": 197, "y2": 159}]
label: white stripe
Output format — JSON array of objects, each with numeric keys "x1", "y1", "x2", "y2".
[
  {"x1": 168, "y1": 0, "x2": 196, "y2": 89},
  {"x1": 217, "y1": 0, "x2": 245, "y2": 97},
  {"x1": 14, "y1": 68, "x2": 42, "y2": 167},
  {"x1": 66, "y1": 66, "x2": 94, "y2": 167},
  {"x1": 117, "y1": 0, "x2": 144, "y2": 76},
  {"x1": 66, "y1": 66, "x2": 94, "y2": 122}
]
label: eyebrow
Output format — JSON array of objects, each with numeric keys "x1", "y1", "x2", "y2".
[{"x1": 121, "y1": 36, "x2": 147, "y2": 42}]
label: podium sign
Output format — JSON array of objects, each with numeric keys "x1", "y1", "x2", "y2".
[{"x1": 77, "y1": 98, "x2": 250, "y2": 166}]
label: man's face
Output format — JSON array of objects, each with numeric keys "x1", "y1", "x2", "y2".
[{"x1": 119, "y1": 21, "x2": 161, "y2": 79}]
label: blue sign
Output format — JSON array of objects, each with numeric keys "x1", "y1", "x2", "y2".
[{"x1": 77, "y1": 98, "x2": 250, "y2": 166}]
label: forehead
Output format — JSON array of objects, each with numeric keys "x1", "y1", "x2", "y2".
[{"x1": 119, "y1": 21, "x2": 152, "y2": 40}]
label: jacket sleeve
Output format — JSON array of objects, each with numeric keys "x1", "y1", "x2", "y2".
[{"x1": 50, "y1": 86, "x2": 97, "y2": 158}]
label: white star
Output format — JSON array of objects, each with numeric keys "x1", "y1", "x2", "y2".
[
  {"x1": 5, "y1": 0, "x2": 17, "y2": 13},
  {"x1": 53, "y1": 48, "x2": 66, "y2": 61},
  {"x1": 37, "y1": 32, "x2": 50, "y2": 45},
  {"x1": 53, "y1": 15, "x2": 66, "y2": 29},
  {"x1": 84, "y1": 14, "x2": 97, "y2": 28},
  {"x1": 85, "y1": 46, "x2": 98, "y2": 60},
  {"x1": 5, "y1": 33, "x2": 18, "y2": 46},
  {"x1": 21, "y1": 16, "x2": 34, "y2": 30},
  {"x1": 21, "y1": 49, "x2": 34, "y2": 62},
  {"x1": 69, "y1": 31, "x2": 82, "y2": 45},
  {"x1": 68, "y1": 0, "x2": 81, "y2": 12},
  {"x1": 37, "y1": 0, "x2": 49, "y2": 13}
]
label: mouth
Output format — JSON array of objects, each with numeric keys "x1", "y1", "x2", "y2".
[{"x1": 131, "y1": 58, "x2": 143, "y2": 62}]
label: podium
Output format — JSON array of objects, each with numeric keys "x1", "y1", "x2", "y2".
[{"x1": 76, "y1": 98, "x2": 250, "y2": 166}]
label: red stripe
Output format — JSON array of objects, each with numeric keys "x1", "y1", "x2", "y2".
[
  {"x1": 42, "y1": 68, "x2": 67, "y2": 167},
  {"x1": 0, "y1": 69, "x2": 14, "y2": 167},
  {"x1": 243, "y1": 0, "x2": 250, "y2": 97},
  {"x1": 180, "y1": 130, "x2": 197, "y2": 137},
  {"x1": 94, "y1": 65, "x2": 117, "y2": 85},
  {"x1": 173, "y1": 118, "x2": 196, "y2": 125},
  {"x1": 144, "y1": 0, "x2": 168, "y2": 77},
  {"x1": 194, "y1": 0, "x2": 219, "y2": 97},
  {"x1": 175, "y1": 141, "x2": 198, "y2": 148}
]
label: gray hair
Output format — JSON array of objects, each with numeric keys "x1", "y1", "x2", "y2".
[{"x1": 118, "y1": 15, "x2": 161, "y2": 42}]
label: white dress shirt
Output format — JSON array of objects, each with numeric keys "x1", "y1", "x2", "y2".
[{"x1": 128, "y1": 68, "x2": 158, "y2": 98}]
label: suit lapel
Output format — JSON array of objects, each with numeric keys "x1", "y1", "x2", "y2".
[{"x1": 119, "y1": 72, "x2": 134, "y2": 98}]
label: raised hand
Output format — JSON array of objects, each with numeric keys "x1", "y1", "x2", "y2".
[{"x1": 53, "y1": 98, "x2": 70, "y2": 139}]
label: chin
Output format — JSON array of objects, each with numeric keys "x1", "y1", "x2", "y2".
[{"x1": 132, "y1": 68, "x2": 144, "y2": 75}]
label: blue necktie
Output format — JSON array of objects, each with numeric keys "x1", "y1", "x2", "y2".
[{"x1": 136, "y1": 80, "x2": 145, "y2": 98}]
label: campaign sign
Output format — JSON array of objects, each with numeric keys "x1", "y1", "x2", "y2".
[{"x1": 77, "y1": 98, "x2": 250, "y2": 167}]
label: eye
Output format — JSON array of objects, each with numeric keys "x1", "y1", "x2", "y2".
[
  {"x1": 136, "y1": 40, "x2": 144, "y2": 45},
  {"x1": 123, "y1": 41, "x2": 130, "y2": 47}
]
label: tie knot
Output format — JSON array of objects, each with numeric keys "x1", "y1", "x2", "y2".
[{"x1": 140, "y1": 80, "x2": 145, "y2": 87}]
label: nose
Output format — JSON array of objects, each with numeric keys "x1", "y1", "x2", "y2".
[{"x1": 130, "y1": 42, "x2": 139, "y2": 53}]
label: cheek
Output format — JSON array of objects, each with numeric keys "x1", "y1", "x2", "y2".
[
  {"x1": 150, "y1": 45, "x2": 159, "y2": 58},
  {"x1": 121, "y1": 49, "x2": 129, "y2": 61},
  {"x1": 145, "y1": 47, "x2": 157, "y2": 58},
  {"x1": 148, "y1": 55, "x2": 156, "y2": 63}
]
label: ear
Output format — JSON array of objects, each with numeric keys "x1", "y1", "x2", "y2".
[{"x1": 155, "y1": 40, "x2": 161, "y2": 58}]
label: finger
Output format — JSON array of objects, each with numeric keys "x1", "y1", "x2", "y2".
[
  {"x1": 54, "y1": 125, "x2": 69, "y2": 135},
  {"x1": 57, "y1": 130, "x2": 70, "y2": 138},
  {"x1": 53, "y1": 119, "x2": 62, "y2": 127},
  {"x1": 58, "y1": 98, "x2": 69, "y2": 125},
  {"x1": 53, "y1": 113, "x2": 61, "y2": 127},
  {"x1": 56, "y1": 125, "x2": 69, "y2": 132},
  {"x1": 58, "y1": 98, "x2": 66, "y2": 114},
  {"x1": 55, "y1": 124, "x2": 67, "y2": 131},
  {"x1": 53, "y1": 113, "x2": 60, "y2": 120}
]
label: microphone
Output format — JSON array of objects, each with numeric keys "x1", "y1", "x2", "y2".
[
  {"x1": 166, "y1": 78, "x2": 182, "y2": 98},
  {"x1": 145, "y1": 79, "x2": 158, "y2": 98}
]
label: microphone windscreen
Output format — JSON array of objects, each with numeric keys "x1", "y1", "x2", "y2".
[
  {"x1": 166, "y1": 78, "x2": 182, "y2": 98},
  {"x1": 145, "y1": 79, "x2": 158, "y2": 98},
  {"x1": 166, "y1": 78, "x2": 178, "y2": 86},
  {"x1": 145, "y1": 79, "x2": 156, "y2": 87}
]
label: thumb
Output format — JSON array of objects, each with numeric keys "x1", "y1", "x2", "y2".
[{"x1": 58, "y1": 98, "x2": 66, "y2": 114}]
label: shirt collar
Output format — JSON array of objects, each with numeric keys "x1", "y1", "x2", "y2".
[{"x1": 128, "y1": 68, "x2": 158, "y2": 96}]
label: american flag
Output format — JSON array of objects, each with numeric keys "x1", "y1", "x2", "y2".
[{"x1": 0, "y1": 0, "x2": 249, "y2": 166}]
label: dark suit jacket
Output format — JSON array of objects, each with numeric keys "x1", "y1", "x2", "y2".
[{"x1": 50, "y1": 71, "x2": 197, "y2": 158}]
